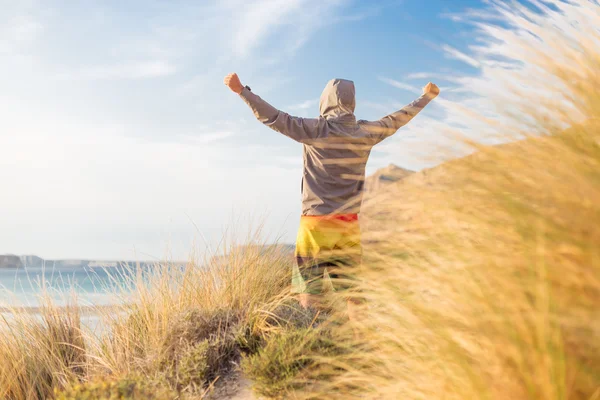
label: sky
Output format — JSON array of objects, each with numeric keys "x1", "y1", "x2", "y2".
[{"x1": 0, "y1": 0, "x2": 509, "y2": 260}]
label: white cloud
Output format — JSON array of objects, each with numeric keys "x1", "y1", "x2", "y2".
[
  {"x1": 230, "y1": 0, "x2": 349, "y2": 59},
  {"x1": 405, "y1": 72, "x2": 433, "y2": 80},
  {"x1": 440, "y1": 8, "x2": 502, "y2": 23},
  {"x1": 379, "y1": 77, "x2": 421, "y2": 94},
  {"x1": 334, "y1": 4, "x2": 384, "y2": 22},
  {"x1": 7, "y1": 16, "x2": 42, "y2": 43},
  {"x1": 0, "y1": 3, "x2": 44, "y2": 55},
  {"x1": 59, "y1": 60, "x2": 177, "y2": 80},
  {"x1": 405, "y1": 72, "x2": 465, "y2": 83},
  {"x1": 441, "y1": 45, "x2": 481, "y2": 68},
  {"x1": 232, "y1": 0, "x2": 303, "y2": 58},
  {"x1": 288, "y1": 99, "x2": 319, "y2": 111},
  {"x1": 180, "y1": 131, "x2": 235, "y2": 144}
]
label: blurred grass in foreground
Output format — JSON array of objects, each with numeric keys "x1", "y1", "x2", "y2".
[{"x1": 296, "y1": 1, "x2": 600, "y2": 399}]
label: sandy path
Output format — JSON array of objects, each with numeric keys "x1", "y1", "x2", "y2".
[
  {"x1": 208, "y1": 372, "x2": 258, "y2": 400},
  {"x1": 226, "y1": 377, "x2": 255, "y2": 400}
]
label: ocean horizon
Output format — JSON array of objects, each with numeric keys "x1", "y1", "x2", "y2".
[{"x1": 0, "y1": 264, "x2": 143, "y2": 310}]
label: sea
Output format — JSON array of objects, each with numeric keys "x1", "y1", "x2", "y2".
[
  {"x1": 0, "y1": 264, "x2": 144, "y2": 331},
  {"x1": 0, "y1": 264, "x2": 138, "y2": 308}
]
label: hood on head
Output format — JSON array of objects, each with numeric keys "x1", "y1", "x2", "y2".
[{"x1": 319, "y1": 79, "x2": 356, "y2": 125}]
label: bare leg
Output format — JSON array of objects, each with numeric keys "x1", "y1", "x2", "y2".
[
  {"x1": 299, "y1": 293, "x2": 311, "y2": 309},
  {"x1": 299, "y1": 293, "x2": 320, "y2": 309},
  {"x1": 346, "y1": 298, "x2": 366, "y2": 341}
]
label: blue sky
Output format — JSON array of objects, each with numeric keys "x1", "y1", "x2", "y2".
[{"x1": 0, "y1": 0, "x2": 503, "y2": 259}]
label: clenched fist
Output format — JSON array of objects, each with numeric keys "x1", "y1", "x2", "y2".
[
  {"x1": 423, "y1": 82, "x2": 440, "y2": 97},
  {"x1": 224, "y1": 73, "x2": 244, "y2": 94}
]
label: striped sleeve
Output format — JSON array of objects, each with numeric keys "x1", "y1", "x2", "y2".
[
  {"x1": 239, "y1": 87, "x2": 324, "y2": 143},
  {"x1": 361, "y1": 92, "x2": 436, "y2": 144}
]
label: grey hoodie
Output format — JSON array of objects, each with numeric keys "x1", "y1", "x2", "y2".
[{"x1": 240, "y1": 79, "x2": 435, "y2": 216}]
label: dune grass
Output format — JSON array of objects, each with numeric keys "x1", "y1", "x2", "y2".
[
  {"x1": 0, "y1": 235, "x2": 311, "y2": 399},
  {"x1": 0, "y1": 301, "x2": 86, "y2": 399}
]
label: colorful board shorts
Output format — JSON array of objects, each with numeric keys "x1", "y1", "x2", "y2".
[{"x1": 292, "y1": 214, "x2": 362, "y2": 295}]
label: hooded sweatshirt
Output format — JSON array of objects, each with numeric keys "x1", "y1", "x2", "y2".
[{"x1": 240, "y1": 79, "x2": 435, "y2": 216}]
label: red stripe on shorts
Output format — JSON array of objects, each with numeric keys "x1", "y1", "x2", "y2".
[{"x1": 302, "y1": 214, "x2": 358, "y2": 222}]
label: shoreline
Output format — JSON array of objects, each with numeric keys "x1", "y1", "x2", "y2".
[{"x1": 0, "y1": 304, "x2": 126, "y2": 315}]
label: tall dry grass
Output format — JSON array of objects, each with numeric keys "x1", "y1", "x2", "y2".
[
  {"x1": 302, "y1": 1, "x2": 600, "y2": 399},
  {"x1": 0, "y1": 230, "x2": 296, "y2": 399},
  {"x1": 91, "y1": 235, "x2": 293, "y2": 380},
  {"x1": 0, "y1": 300, "x2": 86, "y2": 399}
]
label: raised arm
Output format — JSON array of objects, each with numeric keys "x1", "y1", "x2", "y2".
[
  {"x1": 363, "y1": 82, "x2": 440, "y2": 144},
  {"x1": 224, "y1": 73, "x2": 323, "y2": 143}
]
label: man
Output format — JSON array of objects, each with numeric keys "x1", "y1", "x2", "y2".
[{"x1": 224, "y1": 73, "x2": 439, "y2": 312}]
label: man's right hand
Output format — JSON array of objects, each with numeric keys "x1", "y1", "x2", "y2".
[
  {"x1": 423, "y1": 82, "x2": 440, "y2": 97},
  {"x1": 224, "y1": 73, "x2": 244, "y2": 94}
]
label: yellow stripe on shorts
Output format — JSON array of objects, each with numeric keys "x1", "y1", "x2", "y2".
[{"x1": 292, "y1": 214, "x2": 361, "y2": 295}]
